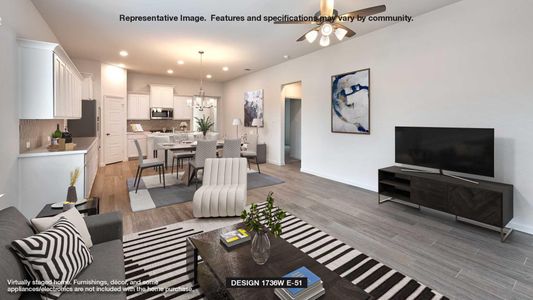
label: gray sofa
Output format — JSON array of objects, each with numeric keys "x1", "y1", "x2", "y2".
[{"x1": 0, "y1": 206, "x2": 126, "y2": 300}]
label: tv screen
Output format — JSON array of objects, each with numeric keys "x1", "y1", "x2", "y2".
[{"x1": 395, "y1": 127, "x2": 494, "y2": 177}]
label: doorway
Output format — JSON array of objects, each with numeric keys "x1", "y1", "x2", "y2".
[
  {"x1": 103, "y1": 95, "x2": 126, "y2": 164},
  {"x1": 281, "y1": 81, "x2": 302, "y2": 165},
  {"x1": 285, "y1": 98, "x2": 301, "y2": 163}
]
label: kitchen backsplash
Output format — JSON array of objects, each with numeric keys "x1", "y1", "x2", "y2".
[
  {"x1": 19, "y1": 119, "x2": 66, "y2": 153},
  {"x1": 127, "y1": 119, "x2": 191, "y2": 132}
]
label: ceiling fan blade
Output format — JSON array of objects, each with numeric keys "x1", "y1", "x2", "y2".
[
  {"x1": 296, "y1": 26, "x2": 320, "y2": 42},
  {"x1": 274, "y1": 20, "x2": 318, "y2": 25},
  {"x1": 320, "y1": 0, "x2": 335, "y2": 16},
  {"x1": 334, "y1": 23, "x2": 356, "y2": 38},
  {"x1": 339, "y1": 4, "x2": 386, "y2": 19}
]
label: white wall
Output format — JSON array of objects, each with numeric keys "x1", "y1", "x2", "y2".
[
  {"x1": 0, "y1": 0, "x2": 58, "y2": 209},
  {"x1": 222, "y1": 0, "x2": 533, "y2": 233},
  {"x1": 128, "y1": 72, "x2": 223, "y2": 96}
]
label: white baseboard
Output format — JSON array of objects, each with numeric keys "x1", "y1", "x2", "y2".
[
  {"x1": 267, "y1": 159, "x2": 282, "y2": 166},
  {"x1": 507, "y1": 220, "x2": 533, "y2": 235},
  {"x1": 300, "y1": 168, "x2": 377, "y2": 192}
]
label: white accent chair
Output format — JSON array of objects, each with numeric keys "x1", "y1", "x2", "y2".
[{"x1": 193, "y1": 158, "x2": 247, "y2": 218}]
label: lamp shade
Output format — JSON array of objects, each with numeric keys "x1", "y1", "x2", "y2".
[
  {"x1": 251, "y1": 118, "x2": 263, "y2": 127},
  {"x1": 232, "y1": 118, "x2": 242, "y2": 126}
]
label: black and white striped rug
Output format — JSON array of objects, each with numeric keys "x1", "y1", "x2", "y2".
[{"x1": 123, "y1": 202, "x2": 449, "y2": 300}]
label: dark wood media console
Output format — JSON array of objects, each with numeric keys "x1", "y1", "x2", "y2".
[{"x1": 378, "y1": 166, "x2": 514, "y2": 242}]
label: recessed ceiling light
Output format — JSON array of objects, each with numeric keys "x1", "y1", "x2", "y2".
[
  {"x1": 222, "y1": 66, "x2": 229, "y2": 72},
  {"x1": 117, "y1": 63, "x2": 125, "y2": 68},
  {"x1": 167, "y1": 69, "x2": 174, "y2": 74},
  {"x1": 177, "y1": 60, "x2": 185, "y2": 65},
  {"x1": 206, "y1": 74, "x2": 212, "y2": 79},
  {"x1": 283, "y1": 55, "x2": 289, "y2": 59},
  {"x1": 119, "y1": 50, "x2": 128, "y2": 57}
]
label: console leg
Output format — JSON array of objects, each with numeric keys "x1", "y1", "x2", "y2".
[
  {"x1": 377, "y1": 194, "x2": 392, "y2": 205},
  {"x1": 500, "y1": 227, "x2": 513, "y2": 242}
]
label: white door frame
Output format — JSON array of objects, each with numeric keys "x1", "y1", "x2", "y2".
[{"x1": 103, "y1": 95, "x2": 127, "y2": 164}]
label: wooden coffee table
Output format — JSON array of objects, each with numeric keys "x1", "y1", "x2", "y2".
[{"x1": 186, "y1": 223, "x2": 372, "y2": 299}]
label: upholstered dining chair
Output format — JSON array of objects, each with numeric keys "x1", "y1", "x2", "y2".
[
  {"x1": 170, "y1": 135, "x2": 195, "y2": 174},
  {"x1": 222, "y1": 138, "x2": 241, "y2": 158},
  {"x1": 188, "y1": 140, "x2": 217, "y2": 188},
  {"x1": 241, "y1": 134, "x2": 261, "y2": 173},
  {"x1": 133, "y1": 139, "x2": 165, "y2": 193}
]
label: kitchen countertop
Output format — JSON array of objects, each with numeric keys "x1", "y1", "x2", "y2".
[{"x1": 19, "y1": 137, "x2": 98, "y2": 158}]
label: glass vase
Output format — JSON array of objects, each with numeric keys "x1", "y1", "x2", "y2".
[{"x1": 251, "y1": 230, "x2": 270, "y2": 265}]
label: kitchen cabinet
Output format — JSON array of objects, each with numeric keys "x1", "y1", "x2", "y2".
[
  {"x1": 173, "y1": 96, "x2": 193, "y2": 120},
  {"x1": 127, "y1": 133, "x2": 148, "y2": 158},
  {"x1": 149, "y1": 84, "x2": 174, "y2": 108},
  {"x1": 127, "y1": 93, "x2": 150, "y2": 120},
  {"x1": 18, "y1": 137, "x2": 98, "y2": 218},
  {"x1": 18, "y1": 39, "x2": 82, "y2": 119}
]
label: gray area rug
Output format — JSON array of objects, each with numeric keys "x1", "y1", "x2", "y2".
[
  {"x1": 123, "y1": 202, "x2": 449, "y2": 300},
  {"x1": 127, "y1": 171, "x2": 284, "y2": 212}
]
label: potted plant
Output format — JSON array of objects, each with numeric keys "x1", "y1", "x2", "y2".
[
  {"x1": 63, "y1": 168, "x2": 80, "y2": 211},
  {"x1": 195, "y1": 116, "x2": 215, "y2": 138},
  {"x1": 241, "y1": 192, "x2": 286, "y2": 265}
]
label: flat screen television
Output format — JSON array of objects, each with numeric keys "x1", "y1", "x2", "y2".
[{"x1": 395, "y1": 127, "x2": 494, "y2": 177}]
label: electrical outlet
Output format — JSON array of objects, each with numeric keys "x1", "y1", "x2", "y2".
[{"x1": 26, "y1": 141, "x2": 31, "y2": 149}]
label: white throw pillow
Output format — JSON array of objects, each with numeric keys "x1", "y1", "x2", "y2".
[{"x1": 31, "y1": 208, "x2": 93, "y2": 248}]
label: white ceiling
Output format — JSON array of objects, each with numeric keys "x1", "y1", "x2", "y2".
[{"x1": 32, "y1": 0, "x2": 462, "y2": 82}]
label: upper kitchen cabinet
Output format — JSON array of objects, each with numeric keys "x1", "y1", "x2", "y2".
[
  {"x1": 18, "y1": 39, "x2": 82, "y2": 119},
  {"x1": 173, "y1": 96, "x2": 192, "y2": 120},
  {"x1": 127, "y1": 93, "x2": 150, "y2": 120},
  {"x1": 149, "y1": 84, "x2": 174, "y2": 108}
]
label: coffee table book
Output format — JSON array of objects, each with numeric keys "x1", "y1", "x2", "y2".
[
  {"x1": 219, "y1": 228, "x2": 251, "y2": 248},
  {"x1": 274, "y1": 266, "x2": 324, "y2": 300}
]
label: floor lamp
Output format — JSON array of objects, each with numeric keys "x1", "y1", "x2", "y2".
[
  {"x1": 232, "y1": 118, "x2": 242, "y2": 138},
  {"x1": 252, "y1": 118, "x2": 263, "y2": 141}
]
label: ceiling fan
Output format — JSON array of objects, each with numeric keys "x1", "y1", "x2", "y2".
[{"x1": 275, "y1": 0, "x2": 386, "y2": 47}]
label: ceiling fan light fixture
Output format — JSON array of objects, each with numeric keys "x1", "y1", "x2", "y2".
[
  {"x1": 334, "y1": 27, "x2": 348, "y2": 41},
  {"x1": 319, "y1": 35, "x2": 330, "y2": 47},
  {"x1": 305, "y1": 30, "x2": 318, "y2": 43},
  {"x1": 320, "y1": 23, "x2": 333, "y2": 36}
]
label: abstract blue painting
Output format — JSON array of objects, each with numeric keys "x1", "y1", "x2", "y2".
[{"x1": 331, "y1": 69, "x2": 370, "y2": 134}]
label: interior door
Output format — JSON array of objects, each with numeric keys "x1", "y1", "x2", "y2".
[{"x1": 104, "y1": 95, "x2": 126, "y2": 164}]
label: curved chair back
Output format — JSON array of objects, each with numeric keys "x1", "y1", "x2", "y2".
[
  {"x1": 246, "y1": 134, "x2": 258, "y2": 154},
  {"x1": 203, "y1": 158, "x2": 247, "y2": 186},
  {"x1": 223, "y1": 139, "x2": 241, "y2": 158},
  {"x1": 134, "y1": 139, "x2": 144, "y2": 164},
  {"x1": 194, "y1": 140, "x2": 217, "y2": 168}
]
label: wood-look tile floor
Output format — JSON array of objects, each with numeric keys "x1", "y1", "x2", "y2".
[{"x1": 92, "y1": 160, "x2": 533, "y2": 300}]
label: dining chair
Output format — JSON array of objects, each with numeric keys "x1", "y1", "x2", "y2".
[
  {"x1": 170, "y1": 135, "x2": 195, "y2": 174},
  {"x1": 222, "y1": 138, "x2": 241, "y2": 158},
  {"x1": 188, "y1": 140, "x2": 217, "y2": 188},
  {"x1": 152, "y1": 135, "x2": 170, "y2": 160},
  {"x1": 241, "y1": 134, "x2": 261, "y2": 173},
  {"x1": 133, "y1": 139, "x2": 165, "y2": 193}
]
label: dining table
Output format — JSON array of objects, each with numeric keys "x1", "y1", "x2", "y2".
[{"x1": 157, "y1": 140, "x2": 224, "y2": 170}]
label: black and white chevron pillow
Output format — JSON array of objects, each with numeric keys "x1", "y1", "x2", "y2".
[{"x1": 11, "y1": 217, "x2": 93, "y2": 300}]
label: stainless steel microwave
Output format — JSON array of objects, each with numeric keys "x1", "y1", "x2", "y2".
[{"x1": 150, "y1": 108, "x2": 173, "y2": 120}]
